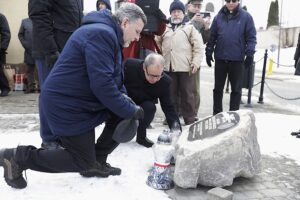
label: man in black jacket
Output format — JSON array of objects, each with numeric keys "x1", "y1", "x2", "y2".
[
  {"x1": 0, "y1": 13, "x2": 11, "y2": 97},
  {"x1": 28, "y1": 0, "x2": 83, "y2": 149},
  {"x1": 124, "y1": 53, "x2": 181, "y2": 148}
]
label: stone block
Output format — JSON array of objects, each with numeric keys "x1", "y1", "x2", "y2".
[{"x1": 207, "y1": 187, "x2": 233, "y2": 200}]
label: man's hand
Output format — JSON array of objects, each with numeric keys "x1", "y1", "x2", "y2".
[
  {"x1": 244, "y1": 55, "x2": 254, "y2": 69},
  {"x1": 45, "y1": 52, "x2": 59, "y2": 68},
  {"x1": 190, "y1": 63, "x2": 198, "y2": 74},
  {"x1": 206, "y1": 55, "x2": 214, "y2": 67},
  {"x1": 132, "y1": 105, "x2": 144, "y2": 120}
]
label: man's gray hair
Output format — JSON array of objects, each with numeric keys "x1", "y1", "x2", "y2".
[
  {"x1": 114, "y1": 3, "x2": 147, "y2": 25},
  {"x1": 144, "y1": 53, "x2": 165, "y2": 68}
]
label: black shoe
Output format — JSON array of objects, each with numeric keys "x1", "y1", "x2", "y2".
[
  {"x1": 137, "y1": 137, "x2": 154, "y2": 148},
  {"x1": 0, "y1": 89, "x2": 10, "y2": 97},
  {"x1": 41, "y1": 141, "x2": 64, "y2": 150},
  {"x1": 296, "y1": 134, "x2": 300, "y2": 138},
  {"x1": 291, "y1": 130, "x2": 300, "y2": 136},
  {"x1": 24, "y1": 89, "x2": 36, "y2": 94},
  {"x1": 101, "y1": 162, "x2": 121, "y2": 176},
  {"x1": 80, "y1": 161, "x2": 121, "y2": 177},
  {"x1": 0, "y1": 148, "x2": 27, "y2": 189}
]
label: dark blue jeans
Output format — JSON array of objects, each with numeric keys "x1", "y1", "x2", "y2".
[{"x1": 36, "y1": 58, "x2": 55, "y2": 142}]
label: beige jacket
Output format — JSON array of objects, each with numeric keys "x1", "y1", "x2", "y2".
[{"x1": 156, "y1": 22, "x2": 204, "y2": 72}]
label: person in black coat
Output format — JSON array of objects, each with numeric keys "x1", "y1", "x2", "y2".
[
  {"x1": 28, "y1": 0, "x2": 83, "y2": 149},
  {"x1": 124, "y1": 53, "x2": 181, "y2": 148},
  {"x1": 294, "y1": 32, "x2": 300, "y2": 75},
  {"x1": 96, "y1": 0, "x2": 111, "y2": 11},
  {"x1": 0, "y1": 13, "x2": 11, "y2": 97},
  {"x1": 18, "y1": 18, "x2": 37, "y2": 93}
]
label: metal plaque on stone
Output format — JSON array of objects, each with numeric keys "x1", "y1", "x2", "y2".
[{"x1": 188, "y1": 112, "x2": 240, "y2": 141}]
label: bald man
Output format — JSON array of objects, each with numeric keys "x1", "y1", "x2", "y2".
[{"x1": 124, "y1": 53, "x2": 181, "y2": 147}]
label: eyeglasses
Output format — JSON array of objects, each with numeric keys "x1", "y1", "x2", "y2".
[
  {"x1": 145, "y1": 68, "x2": 164, "y2": 79},
  {"x1": 225, "y1": 0, "x2": 238, "y2": 3}
]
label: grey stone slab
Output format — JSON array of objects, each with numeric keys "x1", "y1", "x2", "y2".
[{"x1": 207, "y1": 187, "x2": 233, "y2": 200}]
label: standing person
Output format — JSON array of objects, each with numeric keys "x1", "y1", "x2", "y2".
[
  {"x1": 0, "y1": 3, "x2": 146, "y2": 189},
  {"x1": 124, "y1": 54, "x2": 181, "y2": 148},
  {"x1": 96, "y1": 0, "x2": 111, "y2": 11},
  {"x1": 156, "y1": 0, "x2": 204, "y2": 125},
  {"x1": 0, "y1": 12, "x2": 11, "y2": 97},
  {"x1": 293, "y1": 32, "x2": 300, "y2": 75},
  {"x1": 205, "y1": 0, "x2": 256, "y2": 115},
  {"x1": 28, "y1": 0, "x2": 84, "y2": 149},
  {"x1": 18, "y1": 18, "x2": 37, "y2": 93},
  {"x1": 186, "y1": 0, "x2": 211, "y2": 120},
  {"x1": 121, "y1": 0, "x2": 168, "y2": 60}
]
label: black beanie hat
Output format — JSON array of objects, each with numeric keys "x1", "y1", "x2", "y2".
[{"x1": 169, "y1": 0, "x2": 185, "y2": 14}]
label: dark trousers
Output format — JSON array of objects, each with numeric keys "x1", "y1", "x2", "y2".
[
  {"x1": 0, "y1": 54, "x2": 10, "y2": 91},
  {"x1": 26, "y1": 63, "x2": 37, "y2": 90},
  {"x1": 136, "y1": 101, "x2": 156, "y2": 141},
  {"x1": 15, "y1": 115, "x2": 121, "y2": 173},
  {"x1": 213, "y1": 60, "x2": 244, "y2": 115},
  {"x1": 169, "y1": 72, "x2": 196, "y2": 124}
]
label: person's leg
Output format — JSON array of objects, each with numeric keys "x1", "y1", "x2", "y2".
[
  {"x1": 194, "y1": 70, "x2": 200, "y2": 119},
  {"x1": 179, "y1": 72, "x2": 196, "y2": 125},
  {"x1": 0, "y1": 130, "x2": 96, "y2": 188},
  {"x1": 136, "y1": 101, "x2": 156, "y2": 147},
  {"x1": 213, "y1": 60, "x2": 228, "y2": 115},
  {"x1": 35, "y1": 58, "x2": 51, "y2": 90},
  {"x1": 0, "y1": 59, "x2": 10, "y2": 95},
  {"x1": 39, "y1": 94, "x2": 59, "y2": 147},
  {"x1": 25, "y1": 63, "x2": 35, "y2": 93},
  {"x1": 228, "y1": 61, "x2": 244, "y2": 111},
  {"x1": 80, "y1": 114, "x2": 122, "y2": 177}
]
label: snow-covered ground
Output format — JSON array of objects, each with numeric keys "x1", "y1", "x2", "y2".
[{"x1": 0, "y1": 111, "x2": 299, "y2": 199}]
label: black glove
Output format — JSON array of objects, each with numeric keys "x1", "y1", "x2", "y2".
[
  {"x1": 244, "y1": 55, "x2": 254, "y2": 69},
  {"x1": 132, "y1": 105, "x2": 144, "y2": 120},
  {"x1": 45, "y1": 51, "x2": 59, "y2": 68},
  {"x1": 206, "y1": 55, "x2": 214, "y2": 67}
]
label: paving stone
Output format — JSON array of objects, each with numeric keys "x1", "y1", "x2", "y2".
[
  {"x1": 260, "y1": 189, "x2": 286, "y2": 197},
  {"x1": 243, "y1": 191, "x2": 264, "y2": 199},
  {"x1": 263, "y1": 182, "x2": 278, "y2": 189},
  {"x1": 242, "y1": 183, "x2": 267, "y2": 191},
  {"x1": 207, "y1": 187, "x2": 233, "y2": 200}
]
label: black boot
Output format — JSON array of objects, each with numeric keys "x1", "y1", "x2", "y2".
[
  {"x1": 101, "y1": 162, "x2": 121, "y2": 176},
  {"x1": 296, "y1": 134, "x2": 300, "y2": 138},
  {"x1": 80, "y1": 161, "x2": 121, "y2": 177},
  {"x1": 136, "y1": 137, "x2": 154, "y2": 148},
  {"x1": 0, "y1": 148, "x2": 27, "y2": 189},
  {"x1": 291, "y1": 130, "x2": 300, "y2": 136}
]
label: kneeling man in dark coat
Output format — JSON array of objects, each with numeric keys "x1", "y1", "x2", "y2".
[{"x1": 124, "y1": 53, "x2": 181, "y2": 148}]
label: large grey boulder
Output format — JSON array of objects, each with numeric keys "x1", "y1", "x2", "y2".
[{"x1": 173, "y1": 110, "x2": 261, "y2": 188}]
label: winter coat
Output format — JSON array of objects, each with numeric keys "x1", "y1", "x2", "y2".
[
  {"x1": 124, "y1": 58, "x2": 180, "y2": 129},
  {"x1": 206, "y1": 5, "x2": 256, "y2": 61},
  {"x1": 96, "y1": 0, "x2": 111, "y2": 11},
  {"x1": 0, "y1": 13, "x2": 11, "y2": 51},
  {"x1": 18, "y1": 18, "x2": 35, "y2": 65},
  {"x1": 40, "y1": 10, "x2": 136, "y2": 137},
  {"x1": 28, "y1": 0, "x2": 83, "y2": 58},
  {"x1": 156, "y1": 22, "x2": 204, "y2": 72},
  {"x1": 294, "y1": 33, "x2": 300, "y2": 61}
]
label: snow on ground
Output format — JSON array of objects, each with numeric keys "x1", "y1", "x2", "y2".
[{"x1": 0, "y1": 112, "x2": 300, "y2": 199}]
